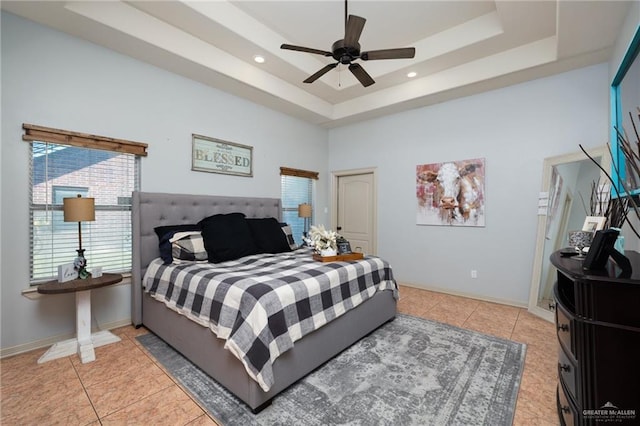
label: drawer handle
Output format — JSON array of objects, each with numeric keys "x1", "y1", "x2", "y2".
[
  {"x1": 557, "y1": 324, "x2": 569, "y2": 332},
  {"x1": 559, "y1": 363, "x2": 571, "y2": 373},
  {"x1": 561, "y1": 405, "x2": 571, "y2": 414}
]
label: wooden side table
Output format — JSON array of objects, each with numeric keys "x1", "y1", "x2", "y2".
[{"x1": 37, "y1": 273, "x2": 123, "y2": 364}]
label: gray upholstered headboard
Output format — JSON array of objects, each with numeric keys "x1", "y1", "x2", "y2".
[{"x1": 131, "y1": 191, "x2": 282, "y2": 326}]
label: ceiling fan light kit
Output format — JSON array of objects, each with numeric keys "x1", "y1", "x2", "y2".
[{"x1": 280, "y1": 1, "x2": 415, "y2": 87}]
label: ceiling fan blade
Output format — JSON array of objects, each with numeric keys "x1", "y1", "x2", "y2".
[
  {"x1": 304, "y1": 63, "x2": 338, "y2": 83},
  {"x1": 349, "y1": 63, "x2": 375, "y2": 87},
  {"x1": 344, "y1": 15, "x2": 366, "y2": 46},
  {"x1": 281, "y1": 44, "x2": 332, "y2": 57},
  {"x1": 361, "y1": 48, "x2": 416, "y2": 61}
]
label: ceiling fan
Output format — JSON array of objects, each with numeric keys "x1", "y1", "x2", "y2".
[{"x1": 280, "y1": 0, "x2": 416, "y2": 87}]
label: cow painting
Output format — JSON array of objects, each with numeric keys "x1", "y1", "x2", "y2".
[{"x1": 416, "y1": 158, "x2": 485, "y2": 226}]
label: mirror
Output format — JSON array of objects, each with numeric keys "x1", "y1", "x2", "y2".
[{"x1": 529, "y1": 146, "x2": 606, "y2": 322}]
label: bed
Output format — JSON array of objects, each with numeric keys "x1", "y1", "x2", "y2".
[{"x1": 131, "y1": 191, "x2": 397, "y2": 412}]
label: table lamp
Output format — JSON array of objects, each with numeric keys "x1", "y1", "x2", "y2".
[
  {"x1": 63, "y1": 195, "x2": 95, "y2": 279},
  {"x1": 298, "y1": 203, "x2": 312, "y2": 240}
]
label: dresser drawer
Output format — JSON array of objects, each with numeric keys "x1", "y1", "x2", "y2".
[
  {"x1": 557, "y1": 345, "x2": 577, "y2": 402},
  {"x1": 556, "y1": 301, "x2": 574, "y2": 357},
  {"x1": 557, "y1": 382, "x2": 577, "y2": 426}
]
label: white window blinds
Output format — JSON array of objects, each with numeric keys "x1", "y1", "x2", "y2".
[
  {"x1": 280, "y1": 167, "x2": 317, "y2": 244},
  {"x1": 29, "y1": 140, "x2": 141, "y2": 283}
]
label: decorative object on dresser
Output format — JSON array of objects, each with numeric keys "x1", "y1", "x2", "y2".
[
  {"x1": 551, "y1": 249, "x2": 640, "y2": 425},
  {"x1": 63, "y1": 194, "x2": 95, "y2": 279},
  {"x1": 581, "y1": 216, "x2": 606, "y2": 232},
  {"x1": 567, "y1": 230, "x2": 593, "y2": 258},
  {"x1": 581, "y1": 229, "x2": 632, "y2": 276},
  {"x1": 37, "y1": 273, "x2": 123, "y2": 364},
  {"x1": 139, "y1": 314, "x2": 525, "y2": 425}
]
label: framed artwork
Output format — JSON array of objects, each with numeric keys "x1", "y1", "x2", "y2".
[
  {"x1": 582, "y1": 216, "x2": 606, "y2": 232},
  {"x1": 192, "y1": 134, "x2": 253, "y2": 177},
  {"x1": 416, "y1": 157, "x2": 485, "y2": 226}
]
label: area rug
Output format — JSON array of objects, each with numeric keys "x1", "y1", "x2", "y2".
[{"x1": 137, "y1": 314, "x2": 526, "y2": 425}]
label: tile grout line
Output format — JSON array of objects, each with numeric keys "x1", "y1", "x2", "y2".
[
  {"x1": 460, "y1": 300, "x2": 480, "y2": 328},
  {"x1": 509, "y1": 309, "x2": 525, "y2": 343},
  {"x1": 84, "y1": 333, "x2": 168, "y2": 423},
  {"x1": 133, "y1": 333, "x2": 217, "y2": 424},
  {"x1": 69, "y1": 355, "x2": 102, "y2": 425}
]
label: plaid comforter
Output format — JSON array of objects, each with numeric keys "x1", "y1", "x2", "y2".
[{"x1": 143, "y1": 248, "x2": 397, "y2": 392}]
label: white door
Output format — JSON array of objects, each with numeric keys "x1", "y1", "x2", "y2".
[{"x1": 336, "y1": 172, "x2": 376, "y2": 255}]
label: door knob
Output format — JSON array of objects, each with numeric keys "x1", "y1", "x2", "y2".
[{"x1": 337, "y1": 226, "x2": 342, "y2": 231}]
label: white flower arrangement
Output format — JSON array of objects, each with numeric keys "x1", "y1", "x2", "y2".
[{"x1": 306, "y1": 224, "x2": 340, "y2": 253}]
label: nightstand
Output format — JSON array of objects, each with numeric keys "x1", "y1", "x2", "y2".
[{"x1": 37, "y1": 273, "x2": 123, "y2": 364}]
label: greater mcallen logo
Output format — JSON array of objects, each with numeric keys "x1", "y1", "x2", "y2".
[{"x1": 583, "y1": 402, "x2": 636, "y2": 422}]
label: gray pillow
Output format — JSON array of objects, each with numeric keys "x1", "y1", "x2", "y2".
[{"x1": 280, "y1": 224, "x2": 298, "y2": 250}]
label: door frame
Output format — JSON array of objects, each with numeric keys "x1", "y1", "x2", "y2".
[{"x1": 331, "y1": 167, "x2": 378, "y2": 255}]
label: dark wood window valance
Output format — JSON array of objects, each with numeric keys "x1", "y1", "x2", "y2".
[
  {"x1": 280, "y1": 167, "x2": 319, "y2": 180},
  {"x1": 22, "y1": 123, "x2": 148, "y2": 156}
]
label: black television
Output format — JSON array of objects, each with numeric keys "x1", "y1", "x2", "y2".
[{"x1": 583, "y1": 229, "x2": 632, "y2": 276}]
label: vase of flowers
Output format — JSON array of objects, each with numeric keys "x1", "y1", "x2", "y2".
[{"x1": 307, "y1": 224, "x2": 340, "y2": 256}]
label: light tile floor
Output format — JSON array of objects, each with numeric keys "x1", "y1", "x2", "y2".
[{"x1": 1, "y1": 285, "x2": 558, "y2": 425}]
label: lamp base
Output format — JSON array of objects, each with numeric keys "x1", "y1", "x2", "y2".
[{"x1": 74, "y1": 249, "x2": 91, "y2": 279}]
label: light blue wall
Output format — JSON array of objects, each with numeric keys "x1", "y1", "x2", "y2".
[
  {"x1": 328, "y1": 64, "x2": 609, "y2": 305},
  {"x1": 0, "y1": 12, "x2": 329, "y2": 353},
  {"x1": 0, "y1": 9, "x2": 623, "y2": 353}
]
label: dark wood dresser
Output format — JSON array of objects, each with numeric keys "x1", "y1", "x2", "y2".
[{"x1": 551, "y1": 250, "x2": 640, "y2": 425}]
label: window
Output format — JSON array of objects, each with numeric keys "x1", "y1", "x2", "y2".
[
  {"x1": 280, "y1": 167, "x2": 318, "y2": 244},
  {"x1": 25, "y1": 124, "x2": 147, "y2": 283}
]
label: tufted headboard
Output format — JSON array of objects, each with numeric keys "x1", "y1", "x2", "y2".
[{"x1": 131, "y1": 191, "x2": 282, "y2": 326}]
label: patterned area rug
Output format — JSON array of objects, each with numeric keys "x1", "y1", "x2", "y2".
[{"x1": 137, "y1": 314, "x2": 526, "y2": 425}]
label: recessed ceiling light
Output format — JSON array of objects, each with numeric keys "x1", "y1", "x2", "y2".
[
  {"x1": 407, "y1": 71, "x2": 417, "y2": 78},
  {"x1": 253, "y1": 55, "x2": 265, "y2": 64}
]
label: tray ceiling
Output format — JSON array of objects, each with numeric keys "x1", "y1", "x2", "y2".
[{"x1": 2, "y1": 1, "x2": 632, "y2": 127}]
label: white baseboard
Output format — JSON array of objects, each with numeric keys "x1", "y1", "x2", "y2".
[
  {"x1": 397, "y1": 282, "x2": 528, "y2": 309},
  {"x1": 0, "y1": 318, "x2": 131, "y2": 359}
]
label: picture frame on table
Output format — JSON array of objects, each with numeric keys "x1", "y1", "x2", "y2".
[
  {"x1": 337, "y1": 240, "x2": 352, "y2": 254},
  {"x1": 582, "y1": 216, "x2": 606, "y2": 232},
  {"x1": 57, "y1": 263, "x2": 77, "y2": 283}
]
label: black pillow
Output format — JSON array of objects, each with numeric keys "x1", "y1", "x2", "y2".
[
  {"x1": 247, "y1": 218, "x2": 293, "y2": 254},
  {"x1": 200, "y1": 213, "x2": 258, "y2": 262},
  {"x1": 154, "y1": 224, "x2": 201, "y2": 264},
  {"x1": 198, "y1": 212, "x2": 245, "y2": 226}
]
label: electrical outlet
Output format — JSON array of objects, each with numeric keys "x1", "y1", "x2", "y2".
[{"x1": 471, "y1": 270, "x2": 478, "y2": 279}]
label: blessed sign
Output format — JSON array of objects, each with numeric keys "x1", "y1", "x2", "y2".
[{"x1": 192, "y1": 134, "x2": 253, "y2": 177}]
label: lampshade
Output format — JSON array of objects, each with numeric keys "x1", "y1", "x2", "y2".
[
  {"x1": 298, "y1": 203, "x2": 312, "y2": 218},
  {"x1": 63, "y1": 196, "x2": 95, "y2": 222}
]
